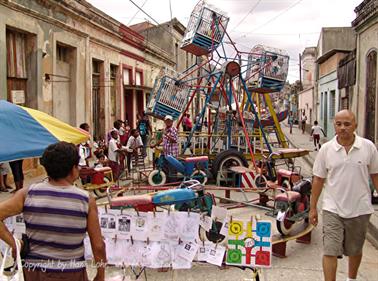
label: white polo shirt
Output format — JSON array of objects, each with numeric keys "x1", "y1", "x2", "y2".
[{"x1": 313, "y1": 135, "x2": 378, "y2": 218}]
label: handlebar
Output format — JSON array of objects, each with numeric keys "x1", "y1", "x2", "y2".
[{"x1": 261, "y1": 151, "x2": 281, "y2": 161}]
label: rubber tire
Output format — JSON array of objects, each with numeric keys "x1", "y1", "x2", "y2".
[
  {"x1": 255, "y1": 175, "x2": 268, "y2": 189},
  {"x1": 93, "y1": 177, "x2": 111, "y2": 198},
  {"x1": 190, "y1": 170, "x2": 208, "y2": 185},
  {"x1": 276, "y1": 210, "x2": 296, "y2": 236},
  {"x1": 148, "y1": 170, "x2": 167, "y2": 186},
  {"x1": 282, "y1": 179, "x2": 292, "y2": 191},
  {"x1": 211, "y1": 150, "x2": 248, "y2": 180}
]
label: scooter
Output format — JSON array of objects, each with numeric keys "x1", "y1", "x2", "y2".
[
  {"x1": 271, "y1": 178, "x2": 312, "y2": 235},
  {"x1": 148, "y1": 147, "x2": 209, "y2": 186}
]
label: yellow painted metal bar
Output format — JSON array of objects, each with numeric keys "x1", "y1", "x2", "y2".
[{"x1": 263, "y1": 93, "x2": 288, "y2": 148}]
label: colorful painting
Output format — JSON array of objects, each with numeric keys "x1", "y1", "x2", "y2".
[{"x1": 226, "y1": 218, "x2": 272, "y2": 268}]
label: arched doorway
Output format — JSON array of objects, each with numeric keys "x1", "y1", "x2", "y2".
[{"x1": 365, "y1": 50, "x2": 377, "y2": 142}]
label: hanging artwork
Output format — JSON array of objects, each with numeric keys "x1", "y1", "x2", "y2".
[{"x1": 226, "y1": 218, "x2": 272, "y2": 268}]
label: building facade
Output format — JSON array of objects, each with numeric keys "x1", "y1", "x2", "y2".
[
  {"x1": 298, "y1": 47, "x2": 316, "y2": 129},
  {"x1": 352, "y1": 0, "x2": 378, "y2": 143},
  {"x1": 315, "y1": 27, "x2": 356, "y2": 138}
]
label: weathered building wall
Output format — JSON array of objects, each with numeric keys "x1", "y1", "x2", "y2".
[
  {"x1": 319, "y1": 53, "x2": 348, "y2": 78},
  {"x1": 353, "y1": 0, "x2": 378, "y2": 142}
]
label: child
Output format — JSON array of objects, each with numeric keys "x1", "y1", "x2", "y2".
[
  {"x1": 311, "y1": 121, "x2": 326, "y2": 151},
  {"x1": 288, "y1": 111, "x2": 294, "y2": 134},
  {"x1": 94, "y1": 153, "x2": 108, "y2": 168},
  {"x1": 108, "y1": 130, "x2": 122, "y2": 179}
]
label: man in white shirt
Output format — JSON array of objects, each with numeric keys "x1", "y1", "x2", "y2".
[
  {"x1": 310, "y1": 110, "x2": 378, "y2": 281},
  {"x1": 311, "y1": 120, "x2": 326, "y2": 151}
]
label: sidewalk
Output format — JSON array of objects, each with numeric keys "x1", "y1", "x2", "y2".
[{"x1": 281, "y1": 122, "x2": 378, "y2": 249}]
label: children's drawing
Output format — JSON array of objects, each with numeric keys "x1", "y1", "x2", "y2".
[
  {"x1": 163, "y1": 212, "x2": 180, "y2": 240},
  {"x1": 226, "y1": 218, "x2": 272, "y2": 268},
  {"x1": 171, "y1": 241, "x2": 192, "y2": 269},
  {"x1": 83, "y1": 235, "x2": 93, "y2": 260},
  {"x1": 117, "y1": 213, "x2": 132, "y2": 239},
  {"x1": 177, "y1": 241, "x2": 199, "y2": 262},
  {"x1": 147, "y1": 212, "x2": 167, "y2": 241},
  {"x1": 130, "y1": 211, "x2": 149, "y2": 241},
  {"x1": 180, "y1": 212, "x2": 200, "y2": 241},
  {"x1": 148, "y1": 241, "x2": 172, "y2": 269},
  {"x1": 98, "y1": 208, "x2": 117, "y2": 237},
  {"x1": 206, "y1": 243, "x2": 226, "y2": 266}
]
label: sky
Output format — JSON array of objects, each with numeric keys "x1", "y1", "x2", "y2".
[{"x1": 87, "y1": 0, "x2": 362, "y2": 82}]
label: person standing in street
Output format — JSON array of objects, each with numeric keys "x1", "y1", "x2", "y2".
[
  {"x1": 288, "y1": 111, "x2": 294, "y2": 134},
  {"x1": 310, "y1": 110, "x2": 378, "y2": 281},
  {"x1": 9, "y1": 159, "x2": 24, "y2": 192},
  {"x1": 300, "y1": 111, "x2": 307, "y2": 134},
  {"x1": 0, "y1": 142, "x2": 106, "y2": 281},
  {"x1": 311, "y1": 120, "x2": 326, "y2": 151},
  {"x1": 137, "y1": 112, "x2": 152, "y2": 158}
]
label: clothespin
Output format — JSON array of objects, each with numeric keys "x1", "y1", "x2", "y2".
[
  {"x1": 215, "y1": 241, "x2": 219, "y2": 250},
  {"x1": 113, "y1": 234, "x2": 118, "y2": 243},
  {"x1": 178, "y1": 237, "x2": 182, "y2": 245},
  {"x1": 147, "y1": 237, "x2": 150, "y2": 245},
  {"x1": 105, "y1": 205, "x2": 108, "y2": 213},
  {"x1": 250, "y1": 215, "x2": 253, "y2": 224},
  {"x1": 230, "y1": 215, "x2": 233, "y2": 223},
  {"x1": 153, "y1": 209, "x2": 156, "y2": 218},
  {"x1": 255, "y1": 214, "x2": 260, "y2": 221},
  {"x1": 168, "y1": 208, "x2": 171, "y2": 216},
  {"x1": 187, "y1": 208, "x2": 191, "y2": 217},
  {"x1": 121, "y1": 207, "x2": 124, "y2": 215},
  {"x1": 135, "y1": 209, "x2": 140, "y2": 217},
  {"x1": 130, "y1": 235, "x2": 134, "y2": 245}
]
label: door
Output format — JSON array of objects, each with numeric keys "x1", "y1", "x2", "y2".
[
  {"x1": 365, "y1": 51, "x2": 377, "y2": 142},
  {"x1": 124, "y1": 89, "x2": 134, "y2": 126}
]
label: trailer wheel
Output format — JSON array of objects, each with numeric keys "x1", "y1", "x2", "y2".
[
  {"x1": 148, "y1": 170, "x2": 167, "y2": 186},
  {"x1": 211, "y1": 150, "x2": 248, "y2": 181}
]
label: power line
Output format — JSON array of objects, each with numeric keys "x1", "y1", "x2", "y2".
[
  {"x1": 230, "y1": 0, "x2": 262, "y2": 31},
  {"x1": 237, "y1": 0, "x2": 304, "y2": 39},
  {"x1": 128, "y1": 0, "x2": 174, "y2": 37},
  {"x1": 127, "y1": 0, "x2": 149, "y2": 25}
]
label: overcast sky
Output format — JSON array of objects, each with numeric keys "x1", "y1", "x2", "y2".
[{"x1": 87, "y1": 0, "x2": 361, "y2": 82}]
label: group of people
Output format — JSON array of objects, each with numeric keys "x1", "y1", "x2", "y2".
[
  {"x1": 288, "y1": 111, "x2": 326, "y2": 151},
  {"x1": 78, "y1": 112, "x2": 153, "y2": 181}
]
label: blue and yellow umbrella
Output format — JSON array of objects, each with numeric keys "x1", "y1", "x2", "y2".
[{"x1": 0, "y1": 100, "x2": 89, "y2": 162}]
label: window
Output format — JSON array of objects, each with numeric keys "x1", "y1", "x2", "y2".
[
  {"x1": 57, "y1": 44, "x2": 69, "y2": 62},
  {"x1": 110, "y1": 64, "x2": 118, "y2": 116},
  {"x1": 330, "y1": 90, "x2": 336, "y2": 119},
  {"x1": 123, "y1": 68, "x2": 132, "y2": 85},
  {"x1": 320, "y1": 92, "x2": 323, "y2": 117},
  {"x1": 135, "y1": 71, "x2": 142, "y2": 86},
  {"x1": 6, "y1": 30, "x2": 27, "y2": 78}
]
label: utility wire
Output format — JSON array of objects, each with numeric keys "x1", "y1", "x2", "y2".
[
  {"x1": 128, "y1": 0, "x2": 175, "y2": 37},
  {"x1": 230, "y1": 0, "x2": 262, "y2": 31},
  {"x1": 127, "y1": 0, "x2": 149, "y2": 25},
  {"x1": 237, "y1": 0, "x2": 304, "y2": 39}
]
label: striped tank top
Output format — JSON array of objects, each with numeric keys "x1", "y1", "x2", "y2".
[{"x1": 23, "y1": 181, "x2": 89, "y2": 272}]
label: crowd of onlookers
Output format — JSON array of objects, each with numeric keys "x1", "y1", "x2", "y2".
[{"x1": 78, "y1": 112, "x2": 152, "y2": 181}]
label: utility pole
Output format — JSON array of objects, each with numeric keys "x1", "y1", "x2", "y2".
[{"x1": 299, "y1": 53, "x2": 303, "y2": 91}]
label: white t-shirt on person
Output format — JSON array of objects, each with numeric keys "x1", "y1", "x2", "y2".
[
  {"x1": 313, "y1": 135, "x2": 378, "y2": 218},
  {"x1": 311, "y1": 125, "x2": 323, "y2": 135},
  {"x1": 108, "y1": 138, "x2": 119, "y2": 162}
]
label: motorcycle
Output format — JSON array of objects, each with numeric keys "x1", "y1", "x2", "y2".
[
  {"x1": 271, "y1": 178, "x2": 312, "y2": 235},
  {"x1": 148, "y1": 147, "x2": 209, "y2": 186}
]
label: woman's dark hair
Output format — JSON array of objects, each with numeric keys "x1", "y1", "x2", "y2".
[
  {"x1": 41, "y1": 142, "x2": 79, "y2": 180},
  {"x1": 130, "y1": 129, "x2": 138, "y2": 136},
  {"x1": 79, "y1": 123, "x2": 89, "y2": 131}
]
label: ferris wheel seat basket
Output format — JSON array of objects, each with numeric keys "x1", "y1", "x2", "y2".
[{"x1": 146, "y1": 76, "x2": 190, "y2": 120}]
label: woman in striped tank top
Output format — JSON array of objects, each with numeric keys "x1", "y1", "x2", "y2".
[{"x1": 0, "y1": 142, "x2": 106, "y2": 281}]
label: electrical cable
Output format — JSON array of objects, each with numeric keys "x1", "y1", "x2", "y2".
[
  {"x1": 230, "y1": 0, "x2": 262, "y2": 31},
  {"x1": 127, "y1": 0, "x2": 149, "y2": 25}
]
